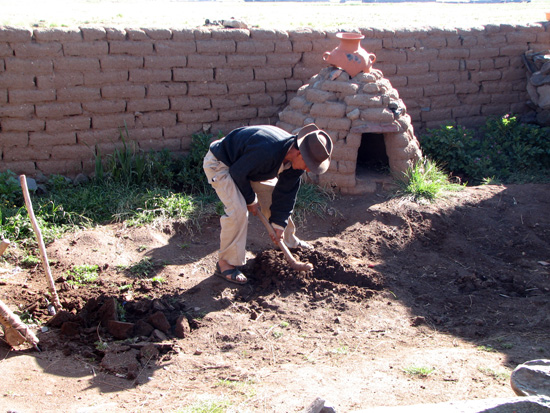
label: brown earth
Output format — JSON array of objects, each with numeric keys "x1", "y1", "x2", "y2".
[{"x1": 0, "y1": 183, "x2": 549, "y2": 412}]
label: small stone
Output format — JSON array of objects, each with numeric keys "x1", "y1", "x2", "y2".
[
  {"x1": 107, "y1": 320, "x2": 135, "y2": 339},
  {"x1": 147, "y1": 311, "x2": 170, "y2": 333},
  {"x1": 174, "y1": 315, "x2": 191, "y2": 338},
  {"x1": 511, "y1": 359, "x2": 550, "y2": 397}
]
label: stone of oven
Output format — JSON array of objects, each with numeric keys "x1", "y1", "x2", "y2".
[{"x1": 278, "y1": 66, "x2": 422, "y2": 194}]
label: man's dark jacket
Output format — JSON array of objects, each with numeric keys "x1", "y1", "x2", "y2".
[{"x1": 209, "y1": 125, "x2": 303, "y2": 228}]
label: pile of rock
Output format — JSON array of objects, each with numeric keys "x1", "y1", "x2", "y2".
[{"x1": 524, "y1": 50, "x2": 550, "y2": 126}]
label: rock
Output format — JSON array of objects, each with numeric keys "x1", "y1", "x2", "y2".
[
  {"x1": 133, "y1": 319, "x2": 154, "y2": 337},
  {"x1": 106, "y1": 320, "x2": 135, "y2": 339},
  {"x1": 511, "y1": 359, "x2": 550, "y2": 397},
  {"x1": 60, "y1": 321, "x2": 80, "y2": 336},
  {"x1": 304, "y1": 397, "x2": 337, "y2": 413},
  {"x1": 352, "y1": 395, "x2": 550, "y2": 412},
  {"x1": 151, "y1": 329, "x2": 168, "y2": 342},
  {"x1": 46, "y1": 310, "x2": 74, "y2": 328},
  {"x1": 174, "y1": 315, "x2": 191, "y2": 338},
  {"x1": 147, "y1": 311, "x2": 170, "y2": 333},
  {"x1": 98, "y1": 297, "x2": 118, "y2": 324}
]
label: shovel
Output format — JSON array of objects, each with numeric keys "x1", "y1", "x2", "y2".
[{"x1": 256, "y1": 209, "x2": 313, "y2": 272}]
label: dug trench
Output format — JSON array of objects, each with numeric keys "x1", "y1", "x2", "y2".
[{"x1": 0, "y1": 183, "x2": 549, "y2": 412}]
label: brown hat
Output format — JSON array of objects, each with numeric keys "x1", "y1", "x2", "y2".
[{"x1": 296, "y1": 124, "x2": 333, "y2": 175}]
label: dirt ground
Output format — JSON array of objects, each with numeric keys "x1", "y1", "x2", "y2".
[{"x1": 1, "y1": 183, "x2": 549, "y2": 412}]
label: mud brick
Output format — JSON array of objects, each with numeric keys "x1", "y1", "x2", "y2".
[
  {"x1": 35, "y1": 102, "x2": 83, "y2": 118},
  {"x1": 0, "y1": 131, "x2": 28, "y2": 146},
  {"x1": 173, "y1": 68, "x2": 214, "y2": 82},
  {"x1": 219, "y1": 107, "x2": 257, "y2": 122},
  {"x1": 101, "y1": 85, "x2": 145, "y2": 99},
  {"x1": 36, "y1": 73, "x2": 84, "y2": 89},
  {"x1": 105, "y1": 27, "x2": 126, "y2": 40},
  {"x1": 267, "y1": 53, "x2": 301, "y2": 66},
  {"x1": 196, "y1": 39, "x2": 235, "y2": 54},
  {"x1": 143, "y1": 28, "x2": 172, "y2": 40},
  {"x1": 266, "y1": 79, "x2": 287, "y2": 93},
  {"x1": 8, "y1": 89, "x2": 55, "y2": 104},
  {"x1": 187, "y1": 82, "x2": 227, "y2": 96},
  {"x1": 438, "y1": 48, "x2": 470, "y2": 59},
  {"x1": 127, "y1": 127, "x2": 163, "y2": 142},
  {"x1": 4, "y1": 145, "x2": 50, "y2": 161},
  {"x1": 63, "y1": 41, "x2": 108, "y2": 56},
  {"x1": 57, "y1": 86, "x2": 101, "y2": 102},
  {"x1": 144, "y1": 55, "x2": 186, "y2": 69},
  {"x1": 109, "y1": 40, "x2": 154, "y2": 55},
  {"x1": 147, "y1": 83, "x2": 188, "y2": 97},
  {"x1": 249, "y1": 93, "x2": 272, "y2": 106},
  {"x1": 407, "y1": 73, "x2": 439, "y2": 87},
  {"x1": 0, "y1": 103, "x2": 34, "y2": 118},
  {"x1": 127, "y1": 97, "x2": 169, "y2": 112},
  {"x1": 46, "y1": 116, "x2": 91, "y2": 133},
  {"x1": 13, "y1": 42, "x2": 63, "y2": 58},
  {"x1": 254, "y1": 66, "x2": 292, "y2": 81},
  {"x1": 211, "y1": 95, "x2": 250, "y2": 109},
  {"x1": 81, "y1": 27, "x2": 107, "y2": 41},
  {"x1": 29, "y1": 132, "x2": 76, "y2": 146},
  {"x1": 469, "y1": 47, "x2": 499, "y2": 59},
  {"x1": 0, "y1": 27, "x2": 32, "y2": 42},
  {"x1": 187, "y1": 54, "x2": 226, "y2": 69},
  {"x1": 279, "y1": 109, "x2": 307, "y2": 126},
  {"x1": 177, "y1": 110, "x2": 218, "y2": 124},
  {"x1": 310, "y1": 102, "x2": 347, "y2": 118},
  {"x1": 154, "y1": 41, "x2": 196, "y2": 56},
  {"x1": 228, "y1": 81, "x2": 265, "y2": 95},
  {"x1": 0, "y1": 73, "x2": 35, "y2": 88},
  {"x1": 100, "y1": 55, "x2": 143, "y2": 70},
  {"x1": 5, "y1": 58, "x2": 53, "y2": 74},
  {"x1": 136, "y1": 112, "x2": 176, "y2": 128},
  {"x1": 215, "y1": 68, "x2": 253, "y2": 82},
  {"x1": 54, "y1": 57, "x2": 100, "y2": 72},
  {"x1": 170, "y1": 96, "x2": 210, "y2": 111},
  {"x1": 77, "y1": 128, "x2": 120, "y2": 145},
  {"x1": 320, "y1": 81, "x2": 359, "y2": 95},
  {"x1": 83, "y1": 70, "x2": 128, "y2": 86},
  {"x1": 83, "y1": 100, "x2": 126, "y2": 114},
  {"x1": 1, "y1": 160, "x2": 35, "y2": 175},
  {"x1": 396, "y1": 62, "x2": 429, "y2": 76},
  {"x1": 239, "y1": 39, "x2": 277, "y2": 55},
  {"x1": 171, "y1": 28, "x2": 195, "y2": 41},
  {"x1": 129, "y1": 68, "x2": 171, "y2": 83},
  {"x1": 126, "y1": 28, "x2": 148, "y2": 41},
  {"x1": 92, "y1": 113, "x2": 135, "y2": 129}
]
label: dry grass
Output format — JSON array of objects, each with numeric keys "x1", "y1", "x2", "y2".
[{"x1": 1, "y1": 0, "x2": 548, "y2": 30}]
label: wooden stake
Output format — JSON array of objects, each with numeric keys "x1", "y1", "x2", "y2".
[{"x1": 19, "y1": 175, "x2": 62, "y2": 311}]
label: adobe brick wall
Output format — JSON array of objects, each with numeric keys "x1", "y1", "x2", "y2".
[{"x1": 0, "y1": 23, "x2": 548, "y2": 178}]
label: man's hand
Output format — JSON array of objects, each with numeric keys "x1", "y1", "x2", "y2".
[
  {"x1": 270, "y1": 226, "x2": 284, "y2": 245},
  {"x1": 247, "y1": 201, "x2": 259, "y2": 216}
]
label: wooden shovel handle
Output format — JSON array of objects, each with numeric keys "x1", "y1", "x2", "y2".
[{"x1": 256, "y1": 209, "x2": 313, "y2": 272}]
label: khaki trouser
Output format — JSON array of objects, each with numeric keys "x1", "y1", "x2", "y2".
[{"x1": 203, "y1": 150, "x2": 299, "y2": 266}]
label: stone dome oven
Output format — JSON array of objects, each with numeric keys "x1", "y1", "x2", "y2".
[{"x1": 277, "y1": 39, "x2": 423, "y2": 194}]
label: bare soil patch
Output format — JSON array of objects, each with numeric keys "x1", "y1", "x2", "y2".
[{"x1": 1, "y1": 183, "x2": 549, "y2": 412}]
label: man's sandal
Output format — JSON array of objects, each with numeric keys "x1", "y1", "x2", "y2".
[{"x1": 215, "y1": 263, "x2": 247, "y2": 285}]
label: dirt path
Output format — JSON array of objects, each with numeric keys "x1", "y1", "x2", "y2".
[{"x1": 1, "y1": 183, "x2": 549, "y2": 412}]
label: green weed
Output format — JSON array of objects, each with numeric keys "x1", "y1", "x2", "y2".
[
  {"x1": 476, "y1": 345, "x2": 496, "y2": 352},
  {"x1": 66, "y1": 264, "x2": 100, "y2": 286},
  {"x1": 420, "y1": 114, "x2": 550, "y2": 184},
  {"x1": 403, "y1": 365, "x2": 435, "y2": 377},
  {"x1": 393, "y1": 158, "x2": 464, "y2": 202}
]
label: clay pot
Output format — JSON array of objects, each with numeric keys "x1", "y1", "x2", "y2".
[{"x1": 323, "y1": 32, "x2": 376, "y2": 78}]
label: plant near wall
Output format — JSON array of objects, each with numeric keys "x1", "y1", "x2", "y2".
[{"x1": 420, "y1": 114, "x2": 550, "y2": 184}]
